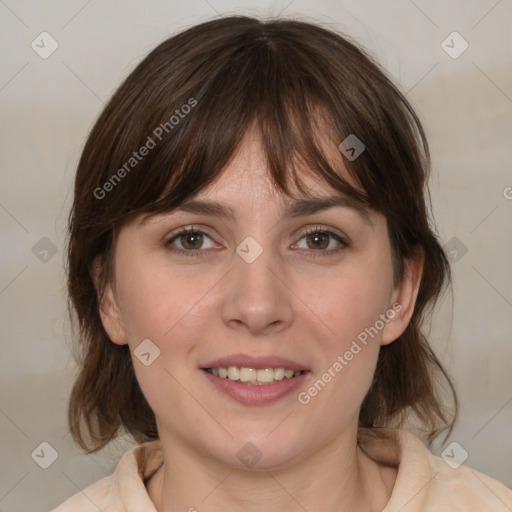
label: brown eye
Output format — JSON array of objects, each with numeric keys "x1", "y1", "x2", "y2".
[
  {"x1": 179, "y1": 231, "x2": 204, "y2": 250},
  {"x1": 166, "y1": 227, "x2": 216, "y2": 256},
  {"x1": 294, "y1": 227, "x2": 349, "y2": 257},
  {"x1": 305, "y1": 232, "x2": 330, "y2": 250}
]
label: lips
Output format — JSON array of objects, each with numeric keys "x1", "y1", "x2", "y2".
[
  {"x1": 200, "y1": 353, "x2": 310, "y2": 405},
  {"x1": 201, "y1": 353, "x2": 309, "y2": 372}
]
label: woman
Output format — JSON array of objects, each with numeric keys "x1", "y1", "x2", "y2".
[{"x1": 54, "y1": 15, "x2": 512, "y2": 511}]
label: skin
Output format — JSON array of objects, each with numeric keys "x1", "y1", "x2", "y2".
[{"x1": 98, "y1": 128, "x2": 424, "y2": 512}]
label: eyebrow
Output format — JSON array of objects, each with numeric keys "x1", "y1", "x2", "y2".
[{"x1": 171, "y1": 194, "x2": 373, "y2": 226}]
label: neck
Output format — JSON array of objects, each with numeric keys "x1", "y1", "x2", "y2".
[{"x1": 147, "y1": 427, "x2": 395, "y2": 512}]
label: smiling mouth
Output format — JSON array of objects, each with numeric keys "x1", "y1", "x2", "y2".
[{"x1": 204, "y1": 366, "x2": 306, "y2": 385}]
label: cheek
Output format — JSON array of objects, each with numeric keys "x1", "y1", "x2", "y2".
[
  {"x1": 296, "y1": 259, "x2": 393, "y2": 414},
  {"x1": 114, "y1": 255, "x2": 217, "y2": 355},
  {"x1": 308, "y1": 259, "x2": 393, "y2": 343},
  {"x1": 113, "y1": 259, "x2": 214, "y2": 415}
]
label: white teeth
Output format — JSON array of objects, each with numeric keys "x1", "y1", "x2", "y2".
[
  {"x1": 206, "y1": 366, "x2": 303, "y2": 384},
  {"x1": 227, "y1": 366, "x2": 240, "y2": 381},
  {"x1": 239, "y1": 367, "x2": 257, "y2": 382},
  {"x1": 256, "y1": 368, "x2": 274, "y2": 383},
  {"x1": 273, "y1": 367, "x2": 285, "y2": 381}
]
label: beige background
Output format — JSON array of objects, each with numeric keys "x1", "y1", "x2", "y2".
[{"x1": 0, "y1": 1, "x2": 511, "y2": 510}]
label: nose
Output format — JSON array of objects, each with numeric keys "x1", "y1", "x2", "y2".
[{"x1": 220, "y1": 239, "x2": 294, "y2": 336}]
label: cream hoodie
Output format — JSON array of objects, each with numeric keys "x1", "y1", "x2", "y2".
[{"x1": 52, "y1": 428, "x2": 512, "y2": 511}]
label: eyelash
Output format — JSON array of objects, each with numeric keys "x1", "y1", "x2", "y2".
[{"x1": 165, "y1": 225, "x2": 349, "y2": 258}]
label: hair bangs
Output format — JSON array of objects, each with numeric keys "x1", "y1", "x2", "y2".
[{"x1": 125, "y1": 32, "x2": 371, "y2": 226}]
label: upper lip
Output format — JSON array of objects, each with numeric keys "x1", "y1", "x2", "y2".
[{"x1": 202, "y1": 353, "x2": 309, "y2": 371}]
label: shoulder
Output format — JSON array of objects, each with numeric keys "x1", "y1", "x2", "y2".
[
  {"x1": 425, "y1": 451, "x2": 512, "y2": 511},
  {"x1": 359, "y1": 428, "x2": 512, "y2": 511},
  {"x1": 50, "y1": 475, "x2": 113, "y2": 512},
  {"x1": 50, "y1": 441, "x2": 163, "y2": 512}
]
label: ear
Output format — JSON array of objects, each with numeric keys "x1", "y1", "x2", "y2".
[
  {"x1": 380, "y1": 248, "x2": 424, "y2": 346},
  {"x1": 90, "y1": 256, "x2": 128, "y2": 346}
]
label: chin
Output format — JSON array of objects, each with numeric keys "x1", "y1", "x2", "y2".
[{"x1": 213, "y1": 429, "x2": 308, "y2": 471}]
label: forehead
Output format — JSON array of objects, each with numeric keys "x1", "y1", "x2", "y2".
[
  {"x1": 134, "y1": 125, "x2": 378, "y2": 231},
  {"x1": 144, "y1": 131, "x2": 375, "y2": 228},
  {"x1": 197, "y1": 127, "x2": 363, "y2": 202}
]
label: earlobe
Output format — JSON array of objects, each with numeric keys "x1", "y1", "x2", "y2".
[
  {"x1": 380, "y1": 249, "x2": 424, "y2": 346},
  {"x1": 90, "y1": 257, "x2": 128, "y2": 346}
]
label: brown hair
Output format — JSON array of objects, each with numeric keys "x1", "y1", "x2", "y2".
[{"x1": 67, "y1": 15, "x2": 457, "y2": 452}]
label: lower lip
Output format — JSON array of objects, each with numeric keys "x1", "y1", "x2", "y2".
[{"x1": 201, "y1": 369, "x2": 309, "y2": 405}]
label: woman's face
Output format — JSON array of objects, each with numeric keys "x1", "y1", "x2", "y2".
[{"x1": 100, "y1": 129, "x2": 421, "y2": 470}]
